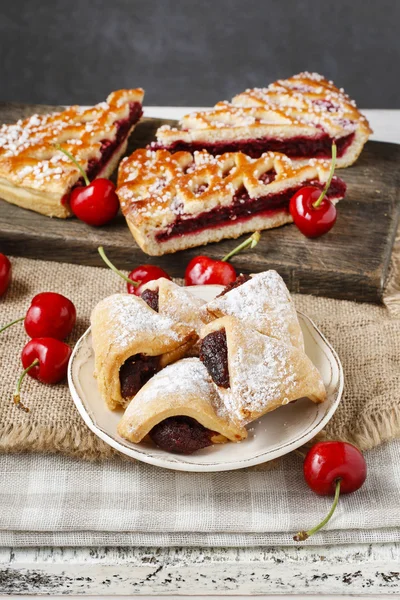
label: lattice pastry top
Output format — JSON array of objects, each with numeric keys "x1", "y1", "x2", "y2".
[
  {"x1": 117, "y1": 147, "x2": 337, "y2": 229},
  {"x1": 156, "y1": 72, "x2": 371, "y2": 144},
  {"x1": 0, "y1": 88, "x2": 144, "y2": 195}
]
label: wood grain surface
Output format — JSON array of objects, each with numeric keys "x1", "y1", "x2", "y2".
[{"x1": 0, "y1": 103, "x2": 399, "y2": 303}]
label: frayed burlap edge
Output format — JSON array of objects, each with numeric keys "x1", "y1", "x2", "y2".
[
  {"x1": 315, "y1": 407, "x2": 400, "y2": 452},
  {"x1": 0, "y1": 421, "x2": 128, "y2": 462},
  {"x1": 2, "y1": 405, "x2": 399, "y2": 468}
]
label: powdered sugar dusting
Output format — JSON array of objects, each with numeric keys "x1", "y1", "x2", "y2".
[
  {"x1": 0, "y1": 89, "x2": 142, "y2": 191},
  {"x1": 93, "y1": 293, "x2": 182, "y2": 348},
  {"x1": 206, "y1": 270, "x2": 304, "y2": 350},
  {"x1": 156, "y1": 72, "x2": 371, "y2": 145},
  {"x1": 117, "y1": 146, "x2": 333, "y2": 229},
  {"x1": 230, "y1": 326, "x2": 299, "y2": 422},
  {"x1": 122, "y1": 358, "x2": 240, "y2": 436}
]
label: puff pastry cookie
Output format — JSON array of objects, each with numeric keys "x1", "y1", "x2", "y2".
[
  {"x1": 117, "y1": 147, "x2": 346, "y2": 256},
  {"x1": 91, "y1": 293, "x2": 197, "y2": 410},
  {"x1": 203, "y1": 270, "x2": 304, "y2": 350},
  {"x1": 0, "y1": 88, "x2": 144, "y2": 218},
  {"x1": 199, "y1": 316, "x2": 326, "y2": 424},
  {"x1": 117, "y1": 358, "x2": 247, "y2": 451},
  {"x1": 140, "y1": 277, "x2": 213, "y2": 337},
  {"x1": 154, "y1": 72, "x2": 371, "y2": 168}
]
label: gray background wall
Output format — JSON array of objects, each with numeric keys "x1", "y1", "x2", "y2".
[{"x1": 0, "y1": 0, "x2": 398, "y2": 107}]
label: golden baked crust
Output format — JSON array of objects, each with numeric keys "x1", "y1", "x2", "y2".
[
  {"x1": 200, "y1": 316, "x2": 326, "y2": 424},
  {"x1": 90, "y1": 293, "x2": 197, "y2": 410},
  {"x1": 141, "y1": 277, "x2": 213, "y2": 336},
  {"x1": 117, "y1": 147, "x2": 344, "y2": 256},
  {"x1": 203, "y1": 270, "x2": 304, "y2": 350},
  {"x1": 155, "y1": 72, "x2": 371, "y2": 168},
  {"x1": 0, "y1": 88, "x2": 144, "y2": 217},
  {"x1": 117, "y1": 358, "x2": 247, "y2": 444}
]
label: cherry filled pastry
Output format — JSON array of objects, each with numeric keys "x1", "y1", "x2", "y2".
[
  {"x1": 153, "y1": 72, "x2": 371, "y2": 168},
  {"x1": 88, "y1": 269, "x2": 328, "y2": 455},
  {"x1": 0, "y1": 89, "x2": 144, "y2": 217},
  {"x1": 90, "y1": 293, "x2": 197, "y2": 410},
  {"x1": 116, "y1": 147, "x2": 346, "y2": 256}
]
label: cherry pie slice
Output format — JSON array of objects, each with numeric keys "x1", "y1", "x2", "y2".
[
  {"x1": 153, "y1": 72, "x2": 371, "y2": 167},
  {"x1": 117, "y1": 147, "x2": 346, "y2": 256},
  {"x1": 0, "y1": 88, "x2": 144, "y2": 218}
]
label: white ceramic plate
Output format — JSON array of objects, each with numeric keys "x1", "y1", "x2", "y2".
[{"x1": 68, "y1": 285, "x2": 343, "y2": 472}]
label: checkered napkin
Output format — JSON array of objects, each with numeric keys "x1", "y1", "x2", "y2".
[{"x1": 0, "y1": 440, "x2": 399, "y2": 547}]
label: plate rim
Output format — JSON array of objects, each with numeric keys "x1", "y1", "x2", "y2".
[{"x1": 68, "y1": 293, "x2": 344, "y2": 472}]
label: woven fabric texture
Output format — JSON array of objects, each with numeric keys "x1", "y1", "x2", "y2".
[{"x1": 1, "y1": 255, "x2": 399, "y2": 459}]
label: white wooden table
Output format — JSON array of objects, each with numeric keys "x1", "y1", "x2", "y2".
[{"x1": 1, "y1": 108, "x2": 400, "y2": 598}]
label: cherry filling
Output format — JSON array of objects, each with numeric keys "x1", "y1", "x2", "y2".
[
  {"x1": 119, "y1": 353, "x2": 160, "y2": 399},
  {"x1": 141, "y1": 289, "x2": 159, "y2": 312},
  {"x1": 156, "y1": 176, "x2": 346, "y2": 242},
  {"x1": 69, "y1": 101, "x2": 143, "y2": 197},
  {"x1": 218, "y1": 274, "x2": 251, "y2": 297},
  {"x1": 149, "y1": 416, "x2": 217, "y2": 454},
  {"x1": 153, "y1": 132, "x2": 355, "y2": 159},
  {"x1": 200, "y1": 329, "x2": 230, "y2": 388}
]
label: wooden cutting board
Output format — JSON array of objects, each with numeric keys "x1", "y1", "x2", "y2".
[{"x1": 1, "y1": 103, "x2": 399, "y2": 303}]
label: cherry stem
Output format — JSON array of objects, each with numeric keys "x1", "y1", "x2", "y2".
[
  {"x1": 98, "y1": 246, "x2": 139, "y2": 287},
  {"x1": 13, "y1": 358, "x2": 39, "y2": 413},
  {"x1": 294, "y1": 479, "x2": 341, "y2": 542},
  {"x1": 0, "y1": 316, "x2": 24, "y2": 334},
  {"x1": 55, "y1": 143, "x2": 90, "y2": 186},
  {"x1": 221, "y1": 231, "x2": 261, "y2": 263},
  {"x1": 312, "y1": 142, "x2": 337, "y2": 209}
]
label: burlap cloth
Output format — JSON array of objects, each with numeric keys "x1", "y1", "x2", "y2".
[{"x1": 1, "y1": 245, "x2": 400, "y2": 461}]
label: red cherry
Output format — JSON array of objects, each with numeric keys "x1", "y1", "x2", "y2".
[
  {"x1": 98, "y1": 246, "x2": 171, "y2": 295},
  {"x1": 0, "y1": 253, "x2": 12, "y2": 297},
  {"x1": 70, "y1": 179, "x2": 119, "y2": 226},
  {"x1": 55, "y1": 145, "x2": 119, "y2": 226},
  {"x1": 21, "y1": 338, "x2": 72, "y2": 384},
  {"x1": 24, "y1": 292, "x2": 76, "y2": 340},
  {"x1": 184, "y1": 232, "x2": 261, "y2": 286},
  {"x1": 294, "y1": 441, "x2": 367, "y2": 542},
  {"x1": 289, "y1": 141, "x2": 339, "y2": 238},
  {"x1": 14, "y1": 338, "x2": 72, "y2": 411},
  {"x1": 289, "y1": 185, "x2": 337, "y2": 238},
  {"x1": 303, "y1": 441, "x2": 367, "y2": 496},
  {"x1": 127, "y1": 265, "x2": 171, "y2": 296},
  {"x1": 185, "y1": 256, "x2": 237, "y2": 286}
]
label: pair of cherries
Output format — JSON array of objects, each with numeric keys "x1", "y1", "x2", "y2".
[
  {"x1": 98, "y1": 231, "x2": 261, "y2": 294},
  {"x1": 1, "y1": 291, "x2": 76, "y2": 410}
]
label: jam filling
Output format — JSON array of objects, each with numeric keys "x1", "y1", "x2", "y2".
[
  {"x1": 141, "y1": 289, "x2": 159, "y2": 312},
  {"x1": 156, "y1": 176, "x2": 346, "y2": 242},
  {"x1": 71, "y1": 101, "x2": 142, "y2": 194},
  {"x1": 218, "y1": 274, "x2": 251, "y2": 297},
  {"x1": 200, "y1": 329, "x2": 230, "y2": 388},
  {"x1": 119, "y1": 353, "x2": 160, "y2": 399},
  {"x1": 149, "y1": 416, "x2": 216, "y2": 454},
  {"x1": 154, "y1": 132, "x2": 355, "y2": 159}
]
